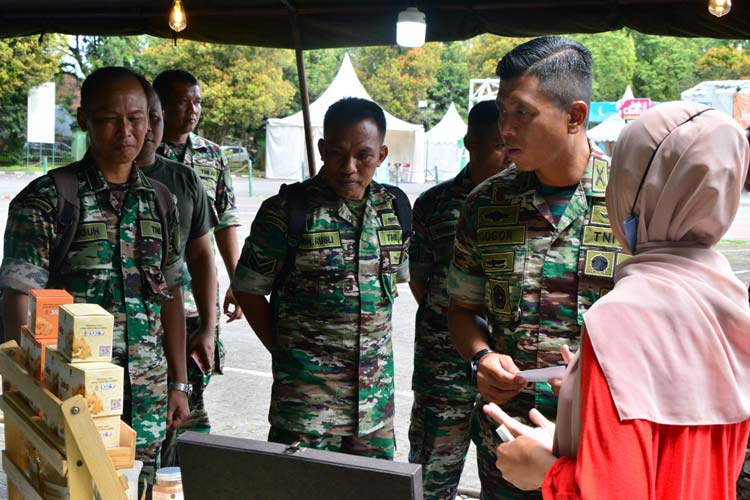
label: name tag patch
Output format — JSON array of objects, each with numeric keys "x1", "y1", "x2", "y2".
[
  {"x1": 477, "y1": 226, "x2": 526, "y2": 247},
  {"x1": 377, "y1": 229, "x2": 402, "y2": 247},
  {"x1": 478, "y1": 206, "x2": 519, "y2": 227},
  {"x1": 488, "y1": 279, "x2": 511, "y2": 315},
  {"x1": 300, "y1": 231, "x2": 342, "y2": 250},
  {"x1": 582, "y1": 225, "x2": 619, "y2": 248},
  {"x1": 592, "y1": 158, "x2": 609, "y2": 194},
  {"x1": 429, "y1": 220, "x2": 458, "y2": 241},
  {"x1": 389, "y1": 250, "x2": 402, "y2": 265},
  {"x1": 139, "y1": 220, "x2": 162, "y2": 240},
  {"x1": 76, "y1": 222, "x2": 108, "y2": 243},
  {"x1": 380, "y1": 212, "x2": 399, "y2": 227},
  {"x1": 590, "y1": 205, "x2": 610, "y2": 226},
  {"x1": 481, "y1": 252, "x2": 515, "y2": 273},
  {"x1": 199, "y1": 167, "x2": 215, "y2": 178},
  {"x1": 584, "y1": 250, "x2": 615, "y2": 278}
]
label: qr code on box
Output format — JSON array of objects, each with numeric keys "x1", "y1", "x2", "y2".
[
  {"x1": 99, "y1": 345, "x2": 112, "y2": 358},
  {"x1": 110, "y1": 398, "x2": 123, "y2": 412}
]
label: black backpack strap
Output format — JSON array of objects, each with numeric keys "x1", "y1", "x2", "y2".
[
  {"x1": 49, "y1": 164, "x2": 82, "y2": 280},
  {"x1": 150, "y1": 178, "x2": 177, "y2": 271},
  {"x1": 381, "y1": 183, "x2": 413, "y2": 242},
  {"x1": 272, "y1": 182, "x2": 307, "y2": 297}
]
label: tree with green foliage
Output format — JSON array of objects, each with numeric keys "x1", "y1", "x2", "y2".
[
  {"x1": 464, "y1": 34, "x2": 529, "y2": 79},
  {"x1": 138, "y1": 38, "x2": 296, "y2": 145},
  {"x1": 0, "y1": 36, "x2": 63, "y2": 161},
  {"x1": 424, "y1": 42, "x2": 469, "y2": 125},
  {"x1": 695, "y1": 45, "x2": 750, "y2": 81},
  {"x1": 62, "y1": 35, "x2": 146, "y2": 76},
  {"x1": 353, "y1": 44, "x2": 442, "y2": 125},
  {"x1": 629, "y1": 32, "x2": 724, "y2": 101},
  {"x1": 569, "y1": 31, "x2": 636, "y2": 101}
]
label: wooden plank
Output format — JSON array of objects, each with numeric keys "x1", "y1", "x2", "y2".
[
  {"x1": 108, "y1": 420, "x2": 136, "y2": 470},
  {"x1": 0, "y1": 343, "x2": 62, "y2": 429},
  {"x1": 61, "y1": 395, "x2": 126, "y2": 500},
  {"x1": 0, "y1": 394, "x2": 67, "y2": 477},
  {"x1": 2, "y1": 452, "x2": 44, "y2": 500}
]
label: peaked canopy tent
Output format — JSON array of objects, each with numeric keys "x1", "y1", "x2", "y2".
[
  {"x1": 425, "y1": 103, "x2": 467, "y2": 182},
  {"x1": 587, "y1": 112, "x2": 627, "y2": 155},
  {"x1": 265, "y1": 54, "x2": 425, "y2": 181}
]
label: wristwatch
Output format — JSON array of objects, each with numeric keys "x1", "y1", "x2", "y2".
[
  {"x1": 168, "y1": 382, "x2": 193, "y2": 397},
  {"x1": 467, "y1": 348, "x2": 496, "y2": 386}
]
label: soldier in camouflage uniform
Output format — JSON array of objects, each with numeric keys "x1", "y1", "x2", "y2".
[
  {"x1": 232, "y1": 98, "x2": 410, "y2": 459},
  {"x1": 409, "y1": 101, "x2": 510, "y2": 500},
  {"x1": 0, "y1": 67, "x2": 190, "y2": 485},
  {"x1": 447, "y1": 37, "x2": 620, "y2": 500},
  {"x1": 153, "y1": 70, "x2": 242, "y2": 462}
]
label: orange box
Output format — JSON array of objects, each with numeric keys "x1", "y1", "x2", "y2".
[
  {"x1": 20, "y1": 326, "x2": 57, "y2": 381},
  {"x1": 27, "y1": 289, "x2": 73, "y2": 339}
]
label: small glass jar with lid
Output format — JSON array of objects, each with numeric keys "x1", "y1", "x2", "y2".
[{"x1": 152, "y1": 467, "x2": 184, "y2": 500}]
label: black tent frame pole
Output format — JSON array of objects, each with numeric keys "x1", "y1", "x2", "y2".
[{"x1": 284, "y1": 2, "x2": 317, "y2": 179}]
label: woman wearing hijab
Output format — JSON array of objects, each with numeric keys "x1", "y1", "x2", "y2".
[{"x1": 484, "y1": 101, "x2": 750, "y2": 499}]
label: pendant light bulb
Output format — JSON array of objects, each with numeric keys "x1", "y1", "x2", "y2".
[
  {"x1": 397, "y1": 7, "x2": 426, "y2": 48},
  {"x1": 708, "y1": 0, "x2": 732, "y2": 17},
  {"x1": 169, "y1": 0, "x2": 187, "y2": 32}
]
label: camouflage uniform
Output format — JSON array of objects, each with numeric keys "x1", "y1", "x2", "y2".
[
  {"x1": 0, "y1": 155, "x2": 188, "y2": 479},
  {"x1": 448, "y1": 148, "x2": 619, "y2": 500},
  {"x1": 409, "y1": 168, "x2": 477, "y2": 500},
  {"x1": 158, "y1": 133, "x2": 240, "y2": 437},
  {"x1": 231, "y1": 172, "x2": 409, "y2": 458}
]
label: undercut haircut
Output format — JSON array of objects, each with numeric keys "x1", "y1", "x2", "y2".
[
  {"x1": 496, "y1": 36, "x2": 593, "y2": 109},
  {"x1": 80, "y1": 66, "x2": 147, "y2": 110},
  {"x1": 324, "y1": 97, "x2": 387, "y2": 142},
  {"x1": 153, "y1": 69, "x2": 199, "y2": 103},
  {"x1": 467, "y1": 100, "x2": 500, "y2": 138}
]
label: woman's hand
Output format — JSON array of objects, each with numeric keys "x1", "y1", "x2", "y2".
[
  {"x1": 483, "y1": 403, "x2": 558, "y2": 490},
  {"x1": 549, "y1": 344, "x2": 574, "y2": 396}
]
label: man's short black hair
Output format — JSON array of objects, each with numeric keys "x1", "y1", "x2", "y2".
[
  {"x1": 153, "y1": 69, "x2": 199, "y2": 103},
  {"x1": 323, "y1": 97, "x2": 387, "y2": 142},
  {"x1": 80, "y1": 66, "x2": 147, "y2": 110},
  {"x1": 496, "y1": 36, "x2": 593, "y2": 109},
  {"x1": 467, "y1": 100, "x2": 500, "y2": 138}
]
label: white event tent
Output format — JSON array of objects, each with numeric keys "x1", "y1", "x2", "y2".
[
  {"x1": 587, "y1": 112, "x2": 627, "y2": 155},
  {"x1": 425, "y1": 103, "x2": 467, "y2": 182},
  {"x1": 265, "y1": 54, "x2": 425, "y2": 182}
]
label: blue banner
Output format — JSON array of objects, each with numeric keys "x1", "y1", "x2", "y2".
[{"x1": 589, "y1": 102, "x2": 618, "y2": 123}]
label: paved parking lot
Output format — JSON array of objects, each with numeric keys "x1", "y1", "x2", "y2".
[{"x1": 0, "y1": 174, "x2": 747, "y2": 497}]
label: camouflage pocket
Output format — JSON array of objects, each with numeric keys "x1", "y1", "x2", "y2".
[
  {"x1": 142, "y1": 266, "x2": 171, "y2": 301},
  {"x1": 380, "y1": 272, "x2": 397, "y2": 304}
]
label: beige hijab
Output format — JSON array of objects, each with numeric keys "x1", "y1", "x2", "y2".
[{"x1": 555, "y1": 102, "x2": 750, "y2": 457}]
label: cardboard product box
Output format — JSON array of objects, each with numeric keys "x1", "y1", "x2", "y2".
[
  {"x1": 54, "y1": 415, "x2": 122, "y2": 449},
  {"x1": 43, "y1": 346, "x2": 67, "y2": 396},
  {"x1": 58, "y1": 361, "x2": 124, "y2": 417},
  {"x1": 94, "y1": 415, "x2": 122, "y2": 449},
  {"x1": 58, "y1": 303, "x2": 114, "y2": 363},
  {"x1": 20, "y1": 326, "x2": 57, "y2": 381},
  {"x1": 27, "y1": 289, "x2": 73, "y2": 339}
]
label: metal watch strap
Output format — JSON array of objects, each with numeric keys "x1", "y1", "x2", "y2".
[{"x1": 168, "y1": 382, "x2": 192, "y2": 395}]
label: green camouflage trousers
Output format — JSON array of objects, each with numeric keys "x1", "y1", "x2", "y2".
[
  {"x1": 268, "y1": 421, "x2": 395, "y2": 460},
  {"x1": 160, "y1": 315, "x2": 224, "y2": 466},
  {"x1": 738, "y1": 444, "x2": 750, "y2": 500},
  {"x1": 408, "y1": 396, "x2": 474, "y2": 500},
  {"x1": 473, "y1": 393, "x2": 542, "y2": 500}
]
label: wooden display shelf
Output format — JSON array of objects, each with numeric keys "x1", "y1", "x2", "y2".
[{"x1": 0, "y1": 341, "x2": 133, "y2": 499}]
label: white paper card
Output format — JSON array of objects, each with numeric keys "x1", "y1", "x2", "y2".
[{"x1": 516, "y1": 365, "x2": 566, "y2": 382}]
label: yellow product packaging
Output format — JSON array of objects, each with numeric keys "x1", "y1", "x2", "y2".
[
  {"x1": 58, "y1": 303, "x2": 114, "y2": 363},
  {"x1": 93, "y1": 415, "x2": 122, "y2": 449},
  {"x1": 20, "y1": 326, "x2": 57, "y2": 381},
  {"x1": 43, "y1": 346, "x2": 66, "y2": 396},
  {"x1": 58, "y1": 362, "x2": 124, "y2": 417}
]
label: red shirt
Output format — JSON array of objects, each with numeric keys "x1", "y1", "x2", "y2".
[{"x1": 543, "y1": 335, "x2": 750, "y2": 500}]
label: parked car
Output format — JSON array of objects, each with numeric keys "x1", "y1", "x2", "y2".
[{"x1": 221, "y1": 145, "x2": 250, "y2": 165}]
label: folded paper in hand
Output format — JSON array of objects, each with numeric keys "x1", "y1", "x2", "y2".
[{"x1": 516, "y1": 365, "x2": 566, "y2": 382}]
